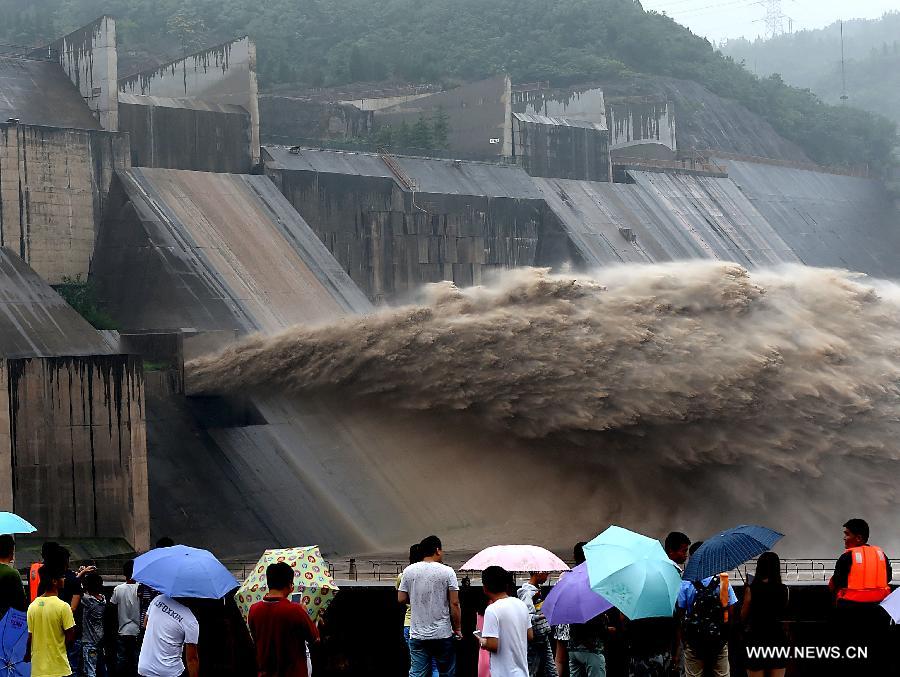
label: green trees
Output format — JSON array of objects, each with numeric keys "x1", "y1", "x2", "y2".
[{"x1": 373, "y1": 112, "x2": 450, "y2": 151}]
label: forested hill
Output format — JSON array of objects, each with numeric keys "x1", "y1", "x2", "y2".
[
  {"x1": 1, "y1": 0, "x2": 896, "y2": 173},
  {"x1": 722, "y1": 13, "x2": 900, "y2": 127}
]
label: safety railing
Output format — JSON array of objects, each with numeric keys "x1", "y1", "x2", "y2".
[
  {"x1": 62, "y1": 556, "x2": 899, "y2": 585},
  {"x1": 613, "y1": 154, "x2": 728, "y2": 176},
  {"x1": 699, "y1": 149, "x2": 871, "y2": 178}
]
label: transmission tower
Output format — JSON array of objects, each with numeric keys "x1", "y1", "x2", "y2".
[{"x1": 763, "y1": 0, "x2": 786, "y2": 38}]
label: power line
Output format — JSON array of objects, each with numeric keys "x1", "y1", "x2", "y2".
[{"x1": 672, "y1": 0, "x2": 763, "y2": 18}]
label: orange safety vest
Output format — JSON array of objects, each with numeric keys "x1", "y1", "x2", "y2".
[
  {"x1": 837, "y1": 545, "x2": 891, "y2": 603},
  {"x1": 719, "y1": 573, "x2": 730, "y2": 622},
  {"x1": 28, "y1": 562, "x2": 41, "y2": 602}
]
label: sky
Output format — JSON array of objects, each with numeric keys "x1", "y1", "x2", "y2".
[{"x1": 639, "y1": 0, "x2": 899, "y2": 44}]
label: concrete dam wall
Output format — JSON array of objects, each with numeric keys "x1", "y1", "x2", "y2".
[
  {"x1": 264, "y1": 147, "x2": 896, "y2": 304},
  {"x1": 91, "y1": 166, "x2": 632, "y2": 556},
  {"x1": 723, "y1": 159, "x2": 900, "y2": 278},
  {"x1": 85, "y1": 148, "x2": 898, "y2": 557}
]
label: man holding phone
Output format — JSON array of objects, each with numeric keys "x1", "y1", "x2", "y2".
[{"x1": 477, "y1": 566, "x2": 533, "y2": 677}]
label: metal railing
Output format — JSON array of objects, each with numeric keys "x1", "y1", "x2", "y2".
[
  {"x1": 699, "y1": 149, "x2": 871, "y2": 178},
  {"x1": 614, "y1": 153, "x2": 728, "y2": 176},
  {"x1": 67, "y1": 555, "x2": 900, "y2": 586}
]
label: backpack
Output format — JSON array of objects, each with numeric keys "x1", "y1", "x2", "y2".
[{"x1": 682, "y1": 576, "x2": 728, "y2": 658}]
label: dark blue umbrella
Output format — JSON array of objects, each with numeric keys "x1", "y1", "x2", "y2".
[
  {"x1": 683, "y1": 525, "x2": 783, "y2": 582},
  {"x1": 0, "y1": 609, "x2": 29, "y2": 676}
]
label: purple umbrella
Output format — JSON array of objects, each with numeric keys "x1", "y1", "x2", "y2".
[{"x1": 542, "y1": 563, "x2": 614, "y2": 625}]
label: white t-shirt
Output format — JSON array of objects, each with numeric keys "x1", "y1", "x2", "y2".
[
  {"x1": 482, "y1": 596, "x2": 531, "y2": 677},
  {"x1": 398, "y1": 561, "x2": 459, "y2": 640},
  {"x1": 110, "y1": 582, "x2": 141, "y2": 636},
  {"x1": 138, "y1": 595, "x2": 200, "y2": 677}
]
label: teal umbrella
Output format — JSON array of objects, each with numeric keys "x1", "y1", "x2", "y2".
[
  {"x1": 584, "y1": 525, "x2": 681, "y2": 620},
  {"x1": 0, "y1": 514, "x2": 34, "y2": 535}
]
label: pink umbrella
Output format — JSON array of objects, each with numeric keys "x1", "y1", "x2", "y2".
[{"x1": 461, "y1": 545, "x2": 570, "y2": 572}]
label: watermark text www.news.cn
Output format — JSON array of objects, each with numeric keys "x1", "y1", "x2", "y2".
[{"x1": 747, "y1": 646, "x2": 869, "y2": 661}]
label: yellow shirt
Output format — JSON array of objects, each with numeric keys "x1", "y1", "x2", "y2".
[
  {"x1": 27, "y1": 595, "x2": 75, "y2": 677},
  {"x1": 397, "y1": 574, "x2": 412, "y2": 628}
]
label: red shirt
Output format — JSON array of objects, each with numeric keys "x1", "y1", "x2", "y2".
[{"x1": 248, "y1": 597, "x2": 319, "y2": 677}]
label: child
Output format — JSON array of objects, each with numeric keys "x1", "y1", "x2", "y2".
[
  {"x1": 26, "y1": 565, "x2": 76, "y2": 677},
  {"x1": 80, "y1": 572, "x2": 107, "y2": 677}
]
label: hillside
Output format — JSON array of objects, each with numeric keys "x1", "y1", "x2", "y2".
[
  {"x1": 0, "y1": 0, "x2": 896, "y2": 172},
  {"x1": 722, "y1": 13, "x2": 900, "y2": 125}
]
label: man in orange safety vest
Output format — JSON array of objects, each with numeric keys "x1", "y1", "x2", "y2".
[
  {"x1": 828, "y1": 518, "x2": 892, "y2": 674},
  {"x1": 829, "y1": 518, "x2": 892, "y2": 605}
]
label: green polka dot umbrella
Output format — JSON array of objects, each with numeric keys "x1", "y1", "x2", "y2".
[{"x1": 235, "y1": 546, "x2": 338, "y2": 624}]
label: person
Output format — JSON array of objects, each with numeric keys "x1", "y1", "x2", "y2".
[
  {"x1": 677, "y1": 552, "x2": 737, "y2": 677},
  {"x1": 478, "y1": 566, "x2": 533, "y2": 677},
  {"x1": 518, "y1": 572, "x2": 558, "y2": 677},
  {"x1": 398, "y1": 535, "x2": 462, "y2": 677},
  {"x1": 0, "y1": 534, "x2": 26, "y2": 614},
  {"x1": 553, "y1": 542, "x2": 587, "y2": 677},
  {"x1": 26, "y1": 565, "x2": 77, "y2": 677},
  {"x1": 46, "y1": 546, "x2": 92, "y2": 677},
  {"x1": 827, "y1": 518, "x2": 892, "y2": 671},
  {"x1": 741, "y1": 552, "x2": 789, "y2": 677},
  {"x1": 828, "y1": 518, "x2": 892, "y2": 603},
  {"x1": 30, "y1": 542, "x2": 60, "y2": 602},
  {"x1": 189, "y1": 595, "x2": 256, "y2": 677},
  {"x1": 664, "y1": 534, "x2": 691, "y2": 571},
  {"x1": 399, "y1": 544, "x2": 438, "y2": 677},
  {"x1": 138, "y1": 538, "x2": 174, "y2": 632},
  {"x1": 569, "y1": 608, "x2": 615, "y2": 677},
  {"x1": 248, "y1": 561, "x2": 319, "y2": 677},
  {"x1": 80, "y1": 572, "x2": 106, "y2": 677},
  {"x1": 110, "y1": 560, "x2": 141, "y2": 676},
  {"x1": 138, "y1": 592, "x2": 200, "y2": 677},
  {"x1": 625, "y1": 533, "x2": 690, "y2": 677}
]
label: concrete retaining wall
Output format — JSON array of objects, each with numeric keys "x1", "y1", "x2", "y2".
[
  {"x1": 119, "y1": 94, "x2": 251, "y2": 173},
  {"x1": 44, "y1": 17, "x2": 118, "y2": 131},
  {"x1": 264, "y1": 146, "x2": 548, "y2": 301},
  {"x1": 0, "y1": 123, "x2": 130, "y2": 283},
  {"x1": 607, "y1": 98, "x2": 677, "y2": 159},
  {"x1": 374, "y1": 75, "x2": 512, "y2": 158},
  {"x1": 512, "y1": 114, "x2": 610, "y2": 181},
  {"x1": 119, "y1": 37, "x2": 260, "y2": 165},
  {"x1": 0, "y1": 355, "x2": 148, "y2": 550},
  {"x1": 259, "y1": 97, "x2": 373, "y2": 145}
]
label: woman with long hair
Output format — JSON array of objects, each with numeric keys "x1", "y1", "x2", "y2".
[{"x1": 741, "y1": 551, "x2": 790, "y2": 677}]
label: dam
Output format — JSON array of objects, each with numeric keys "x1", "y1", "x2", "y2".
[{"x1": 0, "y1": 18, "x2": 898, "y2": 565}]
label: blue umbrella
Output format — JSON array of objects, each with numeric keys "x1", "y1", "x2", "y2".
[
  {"x1": 133, "y1": 546, "x2": 238, "y2": 599},
  {"x1": 0, "y1": 514, "x2": 35, "y2": 536},
  {"x1": 584, "y1": 526, "x2": 682, "y2": 620},
  {"x1": 683, "y1": 525, "x2": 784, "y2": 582},
  {"x1": 542, "y1": 563, "x2": 613, "y2": 626},
  {"x1": 0, "y1": 609, "x2": 29, "y2": 676}
]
